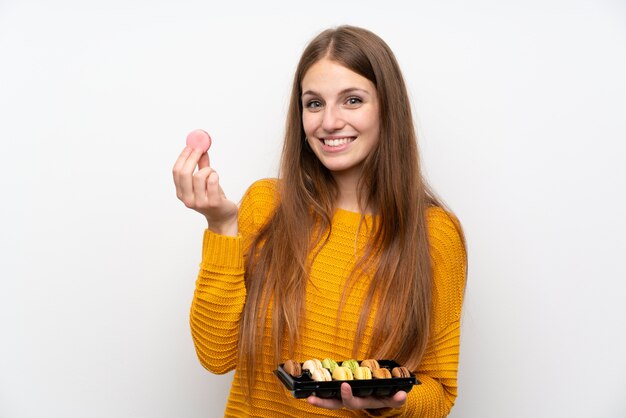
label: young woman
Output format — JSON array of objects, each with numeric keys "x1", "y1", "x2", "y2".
[{"x1": 173, "y1": 25, "x2": 467, "y2": 417}]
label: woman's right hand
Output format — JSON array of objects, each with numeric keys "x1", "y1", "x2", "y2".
[{"x1": 172, "y1": 146, "x2": 239, "y2": 236}]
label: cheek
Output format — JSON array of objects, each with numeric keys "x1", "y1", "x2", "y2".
[
  {"x1": 363, "y1": 111, "x2": 381, "y2": 136},
  {"x1": 301, "y1": 113, "x2": 316, "y2": 135},
  {"x1": 372, "y1": 121, "x2": 381, "y2": 138}
]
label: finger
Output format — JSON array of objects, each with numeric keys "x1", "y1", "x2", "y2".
[
  {"x1": 179, "y1": 148, "x2": 206, "y2": 204},
  {"x1": 308, "y1": 384, "x2": 356, "y2": 410},
  {"x1": 181, "y1": 148, "x2": 205, "y2": 173},
  {"x1": 192, "y1": 167, "x2": 214, "y2": 204},
  {"x1": 172, "y1": 147, "x2": 194, "y2": 197},
  {"x1": 198, "y1": 152, "x2": 210, "y2": 169},
  {"x1": 341, "y1": 384, "x2": 407, "y2": 410},
  {"x1": 340, "y1": 383, "x2": 355, "y2": 405},
  {"x1": 206, "y1": 171, "x2": 224, "y2": 208},
  {"x1": 306, "y1": 395, "x2": 343, "y2": 410},
  {"x1": 339, "y1": 383, "x2": 372, "y2": 409},
  {"x1": 389, "y1": 390, "x2": 408, "y2": 407}
]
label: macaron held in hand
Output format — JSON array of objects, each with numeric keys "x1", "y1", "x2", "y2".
[
  {"x1": 172, "y1": 129, "x2": 239, "y2": 236},
  {"x1": 185, "y1": 129, "x2": 212, "y2": 153}
]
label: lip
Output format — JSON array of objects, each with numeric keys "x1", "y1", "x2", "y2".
[
  {"x1": 318, "y1": 135, "x2": 357, "y2": 152},
  {"x1": 322, "y1": 135, "x2": 357, "y2": 140}
]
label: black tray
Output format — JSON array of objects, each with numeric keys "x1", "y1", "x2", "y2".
[{"x1": 274, "y1": 359, "x2": 419, "y2": 399}]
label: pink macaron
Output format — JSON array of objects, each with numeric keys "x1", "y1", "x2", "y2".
[{"x1": 186, "y1": 129, "x2": 212, "y2": 153}]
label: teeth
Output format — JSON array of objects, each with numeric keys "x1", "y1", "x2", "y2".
[{"x1": 323, "y1": 137, "x2": 355, "y2": 147}]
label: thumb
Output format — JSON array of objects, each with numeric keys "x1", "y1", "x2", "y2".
[{"x1": 340, "y1": 383, "x2": 354, "y2": 403}]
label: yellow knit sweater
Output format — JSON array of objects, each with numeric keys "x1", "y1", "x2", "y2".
[{"x1": 190, "y1": 179, "x2": 467, "y2": 417}]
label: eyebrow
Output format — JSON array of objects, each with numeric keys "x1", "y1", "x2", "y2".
[{"x1": 301, "y1": 87, "x2": 371, "y2": 98}]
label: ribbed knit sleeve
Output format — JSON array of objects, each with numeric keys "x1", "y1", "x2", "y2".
[
  {"x1": 189, "y1": 179, "x2": 278, "y2": 375},
  {"x1": 365, "y1": 208, "x2": 467, "y2": 418}
]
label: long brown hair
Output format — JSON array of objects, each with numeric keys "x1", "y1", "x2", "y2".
[{"x1": 238, "y1": 25, "x2": 442, "y2": 393}]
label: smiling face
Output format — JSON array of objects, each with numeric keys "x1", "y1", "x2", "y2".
[{"x1": 301, "y1": 58, "x2": 380, "y2": 182}]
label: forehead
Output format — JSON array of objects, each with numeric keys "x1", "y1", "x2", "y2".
[{"x1": 301, "y1": 58, "x2": 375, "y2": 93}]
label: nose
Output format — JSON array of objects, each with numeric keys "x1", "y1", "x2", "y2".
[{"x1": 321, "y1": 105, "x2": 345, "y2": 132}]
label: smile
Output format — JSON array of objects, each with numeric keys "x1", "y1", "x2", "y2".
[{"x1": 322, "y1": 137, "x2": 356, "y2": 147}]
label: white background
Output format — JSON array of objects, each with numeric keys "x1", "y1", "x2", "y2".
[{"x1": 1, "y1": 0, "x2": 625, "y2": 417}]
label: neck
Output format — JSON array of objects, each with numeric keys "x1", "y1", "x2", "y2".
[{"x1": 332, "y1": 170, "x2": 369, "y2": 214}]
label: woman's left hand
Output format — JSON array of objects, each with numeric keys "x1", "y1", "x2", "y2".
[{"x1": 307, "y1": 383, "x2": 407, "y2": 410}]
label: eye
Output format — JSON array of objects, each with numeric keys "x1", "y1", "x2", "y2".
[
  {"x1": 305, "y1": 100, "x2": 323, "y2": 111},
  {"x1": 345, "y1": 96, "x2": 363, "y2": 107}
]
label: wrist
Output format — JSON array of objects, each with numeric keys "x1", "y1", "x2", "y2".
[{"x1": 206, "y1": 217, "x2": 238, "y2": 236}]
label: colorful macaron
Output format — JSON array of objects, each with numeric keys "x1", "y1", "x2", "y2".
[
  {"x1": 341, "y1": 359, "x2": 359, "y2": 374},
  {"x1": 321, "y1": 358, "x2": 338, "y2": 372},
  {"x1": 283, "y1": 360, "x2": 301, "y2": 377},
  {"x1": 332, "y1": 366, "x2": 354, "y2": 381},
  {"x1": 360, "y1": 359, "x2": 380, "y2": 371},
  {"x1": 372, "y1": 368, "x2": 392, "y2": 379},
  {"x1": 391, "y1": 366, "x2": 411, "y2": 378},
  {"x1": 311, "y1": 368, "x2": 332, "y2": 382},
  {"x1": 354, "y1": 366, "x2": 373, "y2": 380},
  {"x1": 185, "y1": 129, "x2": 212, "y2": 153},
  {"x1": 302, "y1": 359, "x2": 323, "y2": 373}
]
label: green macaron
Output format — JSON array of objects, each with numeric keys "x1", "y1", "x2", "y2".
[
  {"x1": 321, "y1": 358, "x2": 338, "y2": 372},
  {"x1": 341, "y1": 359, "x2": 359, "y2": 374}
]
